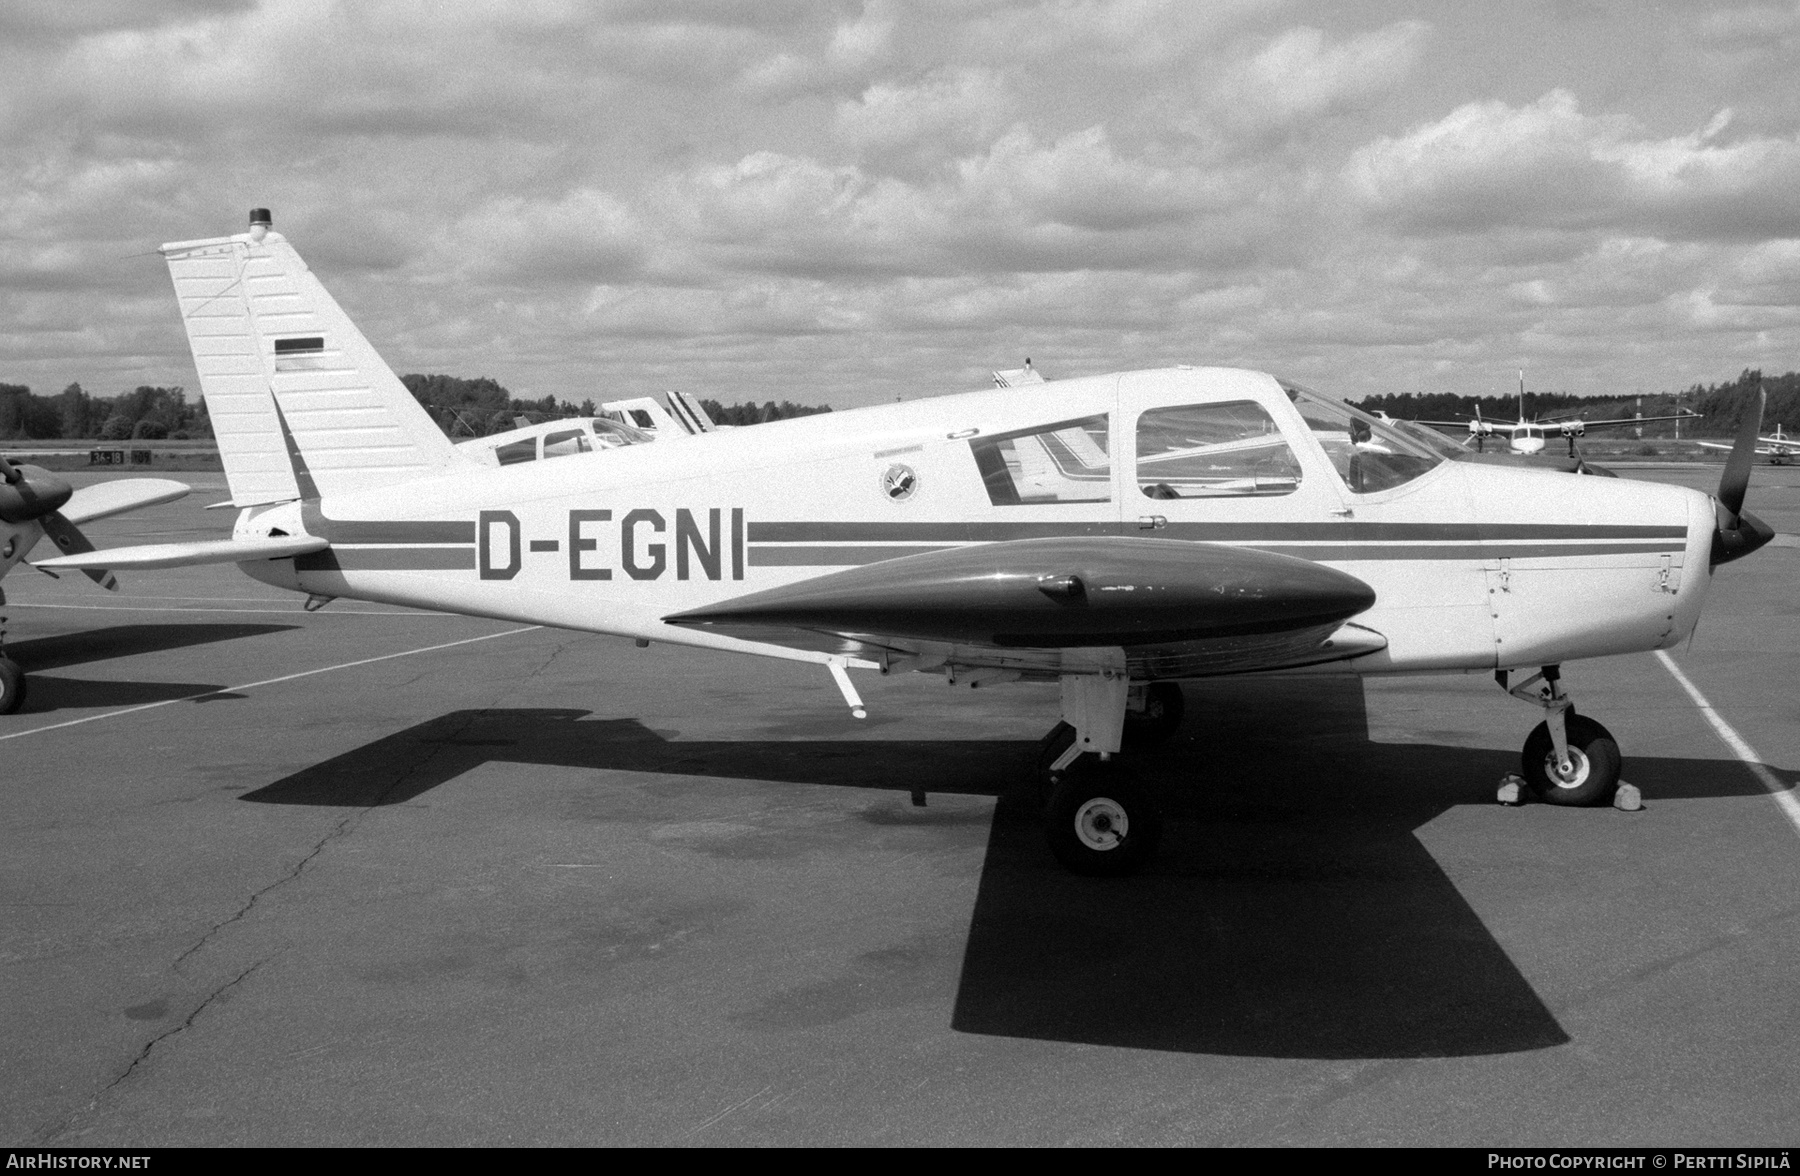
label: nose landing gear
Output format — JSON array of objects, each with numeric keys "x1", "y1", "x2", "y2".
[{"x1": 1500, "y1": 666, "x2": 1622, "y2": 806}]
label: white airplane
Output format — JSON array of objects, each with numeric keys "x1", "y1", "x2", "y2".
[
  {"x1": 41, "y1": 210, "x2": 1779, "y2": 875},
  {"x1": 1699, "y1": 423, "x2": 1794, "y2": 466},
  {"x1": 1410, "y1": 373, "x2": 1698, "y2": 457},
  {"x1": 0, "y1": 454, "x2": 189, "y2": 711},
  {"x1": 460, "y1": 392, "x2": 715, "y2": 469}
]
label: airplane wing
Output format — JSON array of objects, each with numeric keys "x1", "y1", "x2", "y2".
[
  {"x1": 1560, "y1": 412, "x2": 1698, "y2": 430},
  {"x1": 36, "y1": 535, "x2": 328, "y2": 571},
  {"x1": 60, "y1": 478, "x2": 190, "y2": 525},
  {"x1": 665, "y1": 536, "x2": 1387, "y2": 678}
]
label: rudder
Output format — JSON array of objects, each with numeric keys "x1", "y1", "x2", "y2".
[{"x1": 162, "y1": 210, "x2": 463, "y2": 506}]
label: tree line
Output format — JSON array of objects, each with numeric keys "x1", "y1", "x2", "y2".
[
  {"x1": 0, "y1": 383, "x2": 207, "y2": 441},
  {"x1": 0, "y1": 374, "x2": 829, "y2": 441}
]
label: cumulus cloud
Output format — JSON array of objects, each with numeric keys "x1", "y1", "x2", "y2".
[
  {"x1": 1344, "y1": 89, "x2": 1800, "y2": 240},
  {"x1": 449, "y1": 190, "x2": 649, "y2": 285},
  {"x1": 835, "y1": 69, "x2": 1017, "y2": 163},
  {"x1": 0, "y1": 2, "x2": 1796, "y2": 408},
  {"x1": 1213, "y1": 21, "x2": 1431, "y2": 136},
  {"x1": 738, "y1": 0, "x2": 896, "y2": 97}
]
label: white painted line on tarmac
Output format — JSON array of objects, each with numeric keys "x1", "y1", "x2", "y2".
[
  {"x1": 1655, "y1": 650, "x2": 1800, "y2": 838},
  {"x1": 7, "y1": 602, "x2": 434, "y2": 615},
  {"x1": 0, "y1": 625, "x2": 542, "y2": 743}
]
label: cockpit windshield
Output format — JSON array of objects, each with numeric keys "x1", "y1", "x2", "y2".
[{"x1": 1281, "y1": 381, "x2": 1446, "y2": 494}]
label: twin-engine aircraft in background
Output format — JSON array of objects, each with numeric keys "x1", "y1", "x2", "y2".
[
  {"x1": 1700, "y1": 423, "x2": 1794, "y2": 466},
  {"x1": 0, "y1": 454, "x2": 188, "y2": 711},
  {"x1": 40, "y1": 210, "x2": 1780, "y2": 874},
  {"x1": 1409, "y1": 372, "x2": 1698, "y2": 457}
]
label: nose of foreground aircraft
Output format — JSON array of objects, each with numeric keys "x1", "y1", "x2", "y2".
[{"x1": 0, "y1": 457, "x2": 73, "y2": 524}]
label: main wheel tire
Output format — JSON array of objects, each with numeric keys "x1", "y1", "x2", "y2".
[
  {"x1": 1521, "y1": 714, "x2": 1621, "y2": 806},
  {"x1": 1044, "y1": 760, "x2": 1162, "y2": 877},
  {"x1": 0, "y1": 657, "x2": 24, "y2": 715},
  {"x1": 1123, "y1": 682, "x2": 1185, "y2": 749}
]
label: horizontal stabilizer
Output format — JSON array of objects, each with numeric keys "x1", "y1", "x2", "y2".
[
  {"x1": 61, "y1": 478, "x2": 190, "y2": 526},
  {"x1": 38, "y1": 535, "x2": 327, "y2": 571}
]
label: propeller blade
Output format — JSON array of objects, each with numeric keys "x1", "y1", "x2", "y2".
[
  {"x1": 37, "y1": 512, "x2": 118, "y2": 591},
  {"x1": 1718, "y1": 387, "x2": 1766, "y2": 519},
  {"x1": 0, "y1": 451, "x2": 19, "y2": 484}
]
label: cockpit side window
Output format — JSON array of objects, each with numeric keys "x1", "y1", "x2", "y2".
[
  {"x1": 969, "y1": 415, "x2": 1111, "y2": 506},
  {"x1": 1135, "y1": 402, "x2": 1300, "y2": 499},
  {"x1": 1282, "y1": 382, "x2": 1445, "y2": 494}
]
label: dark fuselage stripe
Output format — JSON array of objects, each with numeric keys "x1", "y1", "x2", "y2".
[
  {"x1": 747, "y1": 541, "x2": 1685, "y2": 567},
  {"x1": 301, "y1": 508, "x2": 475, "y2": 545},
  {"x1": 745, "y1": 520, "x2": 1686, "y2": 543},
  {"x1": 749, "y1": 545, "x2": 954, "y2": 566},
  {"x1": 295, "y1": 547, "x2": 476, "y2": 572}
]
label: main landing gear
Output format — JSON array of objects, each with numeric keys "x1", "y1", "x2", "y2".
[
  {"x1": 1034, "y1": 677, "x2": 1185, "y2": 877},
  {"x1": 1500, "y1": 665, "x2": 1622, "y2": 806}
]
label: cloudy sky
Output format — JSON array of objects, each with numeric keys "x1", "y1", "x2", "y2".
[{"x1": 2, "y1": 0, "x2": 1799, "y2": 410}]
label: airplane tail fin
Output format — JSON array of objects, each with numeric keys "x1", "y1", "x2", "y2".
[
  {"x1": 665, "y1": 390, "x2": 716, "y2": 435},
  {"x1": 161, "y1": 209, "x2": 463, "y2": 507}
]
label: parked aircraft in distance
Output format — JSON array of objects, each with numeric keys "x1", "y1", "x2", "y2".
[
  {"x1": 0, "y1": 454, "x2": 188, "y2": 711},
  {"x1": 1699, "y1": 423, "x2": 1794, "y2": 466},
  {"x1": 459, "y1": 393, "x2": 715, "y2": 469},
  {"x1": 1409, "y1": 372, "x2": 1698, "y2": 457},
  {"x1": 45, "y1": 210, "x2": 1780, "y2": 874}
]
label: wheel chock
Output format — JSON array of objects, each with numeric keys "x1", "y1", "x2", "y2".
[
  {"x1": 1497, "y1": 774, "x2": 1527, "y2": 806},
  {"x1": 1613, "y1": 782, "x2": 1643, "y2": 812}
]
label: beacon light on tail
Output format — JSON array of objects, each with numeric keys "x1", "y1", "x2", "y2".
[{"x1": 37, "y1": 207, "x2": 1785, "y2": 874}]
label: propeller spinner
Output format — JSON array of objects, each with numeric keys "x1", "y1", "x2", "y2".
[{"x1": 0, "y1": 453, "x2": 118, "y2": 589}]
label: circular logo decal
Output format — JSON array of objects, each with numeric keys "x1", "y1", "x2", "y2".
[{"x1": 882, "y1": 463, "x2": 918, "y2": 502}]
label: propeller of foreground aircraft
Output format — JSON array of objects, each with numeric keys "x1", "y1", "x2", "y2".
[
  {"x1": 0, "y1": 452, "x2": 116, "y2": 589},
  {"x1": 1711, "y1": 388, "x2": 1776, "y2": 567}
]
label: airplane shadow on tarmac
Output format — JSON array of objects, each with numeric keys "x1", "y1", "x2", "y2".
[
  {"x1": 2, "y1": 623, "x2": 296, "y2": 712},
  {"x1": 240, "y1": 676, "x2": 1793, "y2": 1062}
]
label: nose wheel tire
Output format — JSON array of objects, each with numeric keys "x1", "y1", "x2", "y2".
[
  {"x1": 1123, "y1": 682, "x2": 1185, "y2": 749},
  {"x1": 0, "y1": 657, "x2": 24, "y2": 715},
  {"x1": 1521, "y1": 714, "x2": 1621, "y2": 806},
  {"x1": 1044, "y1": 760, "x2": 1162, "y2": 876}
]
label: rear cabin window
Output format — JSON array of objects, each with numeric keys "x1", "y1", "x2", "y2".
[
  {"x1": 1136, "y1": 402, "x2": 1301, "y2": 498},
  {"x1": 969, "y1": 415, "x2": 1111, "y2": 506},
  {"x1": 495, "y1": 438, "x2": 537, "y2": 466}
]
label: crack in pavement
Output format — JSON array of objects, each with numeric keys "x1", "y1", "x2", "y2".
[
  {"x1": 33, "y1": 955, "x2": 273, "y2": 1145},
  {"x1": 171, "y1": 710, "x2": 487, "y2": 970},
  {"x1": 28, "y1": 713, "x2": 492, "y2": 1144}
]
